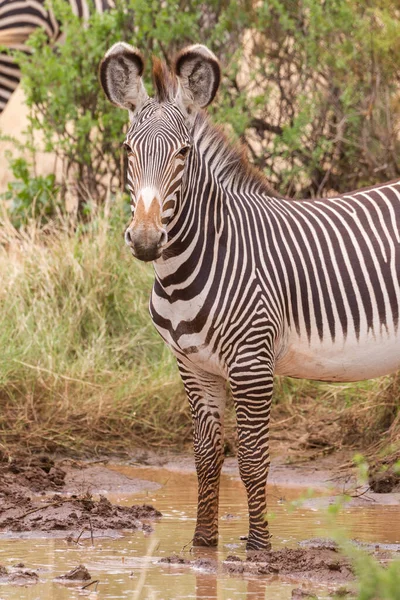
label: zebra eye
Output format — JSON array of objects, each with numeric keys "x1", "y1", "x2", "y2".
[
  {"x1": 176, "y1": 146, "x2": 190, "y2": 159},
  {"x1": 124, "y1": 143, "x2": 134, "y2": 156}
]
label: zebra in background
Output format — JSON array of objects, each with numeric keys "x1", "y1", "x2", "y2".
[
  {"x1": 0, "y1": 0, "x2": 114, "y2": 114},
  {"x1": 99, "y1": 43, "x2": 400, "y2": 550}
]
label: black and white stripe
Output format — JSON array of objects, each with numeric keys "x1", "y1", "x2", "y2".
[
  {"x1": 0, "y1": 0, "x2": 114, "y2": 113},
  {"x1": 100, "y1": 44, "x2": 400, "y2": 552}
]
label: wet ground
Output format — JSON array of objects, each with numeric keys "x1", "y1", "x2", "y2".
[{"x1": 0, "y1": 455, "x2": 399, "y2": 599}]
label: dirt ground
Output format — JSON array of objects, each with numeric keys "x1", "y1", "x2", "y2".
[
  {"x1": 160, "y1": 540, "x2": 354, "y2": 585},
  {"x1": 0, "y1": 456, "x2": 161, "y2": 534}
]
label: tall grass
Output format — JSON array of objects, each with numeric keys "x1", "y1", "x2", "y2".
[
  {"x1": 0, "y1": 197, "x2": 399, "y2": 459},
  {"x1": 0, "y1": 197, "x2": 187, "y2": 454}
]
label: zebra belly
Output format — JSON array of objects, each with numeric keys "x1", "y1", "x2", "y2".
[{"x1": 275, "y1": 331, "x2": 400, "y2": 382}]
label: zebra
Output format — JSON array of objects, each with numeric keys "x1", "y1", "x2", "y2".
[
  {"x1": 99, "y1": 42, "x2": 400, "y2": 551},
  {"x1": 0, "y1": 0, "x2": 114, "y2": 114}
]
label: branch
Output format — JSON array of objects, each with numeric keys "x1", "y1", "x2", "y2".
[{"x1": 249, "y1": 118, "x2": 283, "y2": 136}]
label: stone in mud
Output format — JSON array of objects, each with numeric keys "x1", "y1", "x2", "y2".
[
  {"x1": 192, "y1": 558, "x2": 217, "y2": 573},
  {"x1": 246, "y1": 550, "x2": 272, "y2": 563},
  {"x1": 369, "y1": 468, "x2": 400, "y2": 493},
  {"x1": 56, "y1": 565, "x2": 91, "y2": 581},
  {"x1": 299, "y1": 538, "x2": 339, "y2": 552},
  {"x1": 0, "y1": 565, "x2": 39, "y2": 585},
  {"x1": 291, "y1": 589, "x2": 318, "y2": 599},
  {"x1": 222, "y1": 558, "x2": 246, "y2": 575},
  {"x1": 159, "y1": 554, "x2": 190, "y2": 565},
  {"x1": 159, "y1": 555, "x2": 217, "y2": 573},
  {"x1": 333, "y1": 588, "x2": 353, "y2": 597}
]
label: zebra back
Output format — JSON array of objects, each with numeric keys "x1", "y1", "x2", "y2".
[{"x1": 0, "y1": 0, "x2": 114, "y2": 114}]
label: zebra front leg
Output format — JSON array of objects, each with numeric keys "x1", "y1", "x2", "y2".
[
  {"x1": 230, "y1": 359, "x2": 273, "y2": 551},
  {"x1": 178, "y1": 361, "x2": 227, "y2": 547}
]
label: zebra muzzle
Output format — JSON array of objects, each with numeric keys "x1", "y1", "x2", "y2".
[{"x1": 124, "y1": 226, "x2": 167, "y2": 262}]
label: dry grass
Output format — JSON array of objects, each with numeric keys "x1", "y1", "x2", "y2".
[
  {"x1": 0, "y1": 199, "x2": 188, "y2": 456},
  {"x1": 270, "y1": 374, "x2": 400, "y2": 473}
]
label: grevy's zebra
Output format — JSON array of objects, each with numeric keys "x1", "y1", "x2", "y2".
[
  {"x1": 0, "y1": 0, "x2": 113, "y2": 114},
  {"x1": 100, "y1": 43, "x2": 400, "y2": 550}
]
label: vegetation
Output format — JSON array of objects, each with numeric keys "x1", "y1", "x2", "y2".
[
  {"x1": 8, "y1": 0, "x2": 400, "y2": 217},
  {"x1": 0, "y1": 198, "x2": 188, "y2": 454},
  {"x1": 352, "y1": 551, "x2": 400, "y2": 600},
  {"x1": 322, "y1": 466, "x2": 400, "y2": 600},
  {"x1": 2, "y1": 155, "x2": 60, "y2": 227},
  {"x1": 0, "y1": 1, "x2": 399, "y2": 458}
]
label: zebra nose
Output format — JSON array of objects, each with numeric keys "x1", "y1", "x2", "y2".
[
  {"x1": 124, "y1": 228, "x2": 134, "y2": 246},
  {"x1": 124, "y1": 226, "x2": 167, "y2": 261},
  {"x1": 158, "y1": 229, "x2": 167, "y2": 248}
]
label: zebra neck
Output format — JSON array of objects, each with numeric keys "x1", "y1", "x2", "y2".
[
  {"x1": 154, "y1": 114, "x2": 278, "y2": 281},
  {"x1": 189, "y1": 113, "x2": 276, "y2": 198}
]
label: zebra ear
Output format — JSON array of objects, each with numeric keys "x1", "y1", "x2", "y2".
[
  {"x1": 174, "y1": 45, "x2": 220, "y2": 112},
  {"x1": 100, "y1": 43, "x2": 148, "y2": 114}
]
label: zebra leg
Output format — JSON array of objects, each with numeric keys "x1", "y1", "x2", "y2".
[
  {"x1": 230, "y1": 359, "x2": 273, "y2": 551},
  {"x1": 178, "y1": 361, "x2": 227, "y2": 547}
]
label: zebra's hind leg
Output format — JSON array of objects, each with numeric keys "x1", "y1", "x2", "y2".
[
  {"x1": 178, "y1": 361, "x2": 227, "y2": 547},
  {"x1": 230, "y1": 356, "x2": 273, "y2": 551}
]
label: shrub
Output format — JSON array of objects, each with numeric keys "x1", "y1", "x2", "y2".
[
  {"x1": 11, "y1": 0, "x2": 400, "y2": 219},
  {"x1": 1, "y1": 154, "x2": 60, "y2": 227}
]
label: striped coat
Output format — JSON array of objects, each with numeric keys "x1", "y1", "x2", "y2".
[{"x1": 99, "y1": 43, "x2": 400, "y2": 551}]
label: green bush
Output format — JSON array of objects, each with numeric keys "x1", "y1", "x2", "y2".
[
  {"x1": 1, "y1": 155, "x2": 60, "y2": 227},
  {"x1": 15, "y1": 0, "x2": 251, "y2": 214},
  {"x1": 10, "y1": 0, "x2": 400, "y2": 219}
]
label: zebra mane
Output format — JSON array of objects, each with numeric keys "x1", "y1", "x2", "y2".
[
  {"x1": 192, "y1": 112, "x2": 281, "y2": 198},
  {"x1": 151, "y1": 56, "x2": 280, "y2": 197},
  {"x1": 152, "y1": 57, "x2": 177, "y2": 103}
]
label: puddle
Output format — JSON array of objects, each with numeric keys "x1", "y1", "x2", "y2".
[{"x1": 0, "y1": 465, "x2": 399, "y2": 599}]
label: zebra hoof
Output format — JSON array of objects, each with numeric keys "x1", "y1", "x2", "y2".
[
  {"x1": 245, "y1": 538, "x2": 272, "y2": 552},
  {"x1": 193, "y1": 531, "x2": 218, "y2": 547}
]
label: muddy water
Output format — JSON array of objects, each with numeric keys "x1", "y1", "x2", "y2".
[{"x1": 1, "y1": 465, "x2": 400, "y2": 599}]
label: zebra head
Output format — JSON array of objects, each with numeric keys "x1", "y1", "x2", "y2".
[{"x1": 100, "y1": 43, "x2": 221, "y2": 261}]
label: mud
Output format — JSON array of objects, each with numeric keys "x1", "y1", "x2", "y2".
[
  {"x1": 159, "y1": 535, "x2": 400, "y2": 587},
  {"x1": 369, "y1": 459, "x2": 400, "y2": 493},
  {"x1": 55, "y1": 565, "x2": 91, "y2": 582},
  {"x1": 159, "y1": 545, "x2": 354, "y2": 585},
  {"x1": 0, "y1": 564, "x2": 39, "y2": 585},
  {"x1": 0, "y1": 457, "x2": 161, "y2": 534},
  {"x1": 1, "y1": 452, "x2": 399, "y2": 593},
  {"x1": 0, "y1": 456, "x2": 66, "y2": 493}
]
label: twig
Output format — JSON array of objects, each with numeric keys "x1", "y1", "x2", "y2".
[
  {"x1": 12, "y1": 359, "x2": 102, "y2": 387},
  {"x1": 89, "y1": 518, "x2": 94, "y2": 546},
  {"x1": 19, "y1": 501, "x2": 60, "y2": 519},
  {"x1": 132, "y1": 537, "x2": 158, "y2": 600},
  {"x1": 74, "y1": 528, "x2": 86, "y2": 545},
  {"x1": 81, "y1": 579, "x2": 99, "y2": 591},
  {"x1": 181, "y1": 538, "x2": 194, "y2": 552}
]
